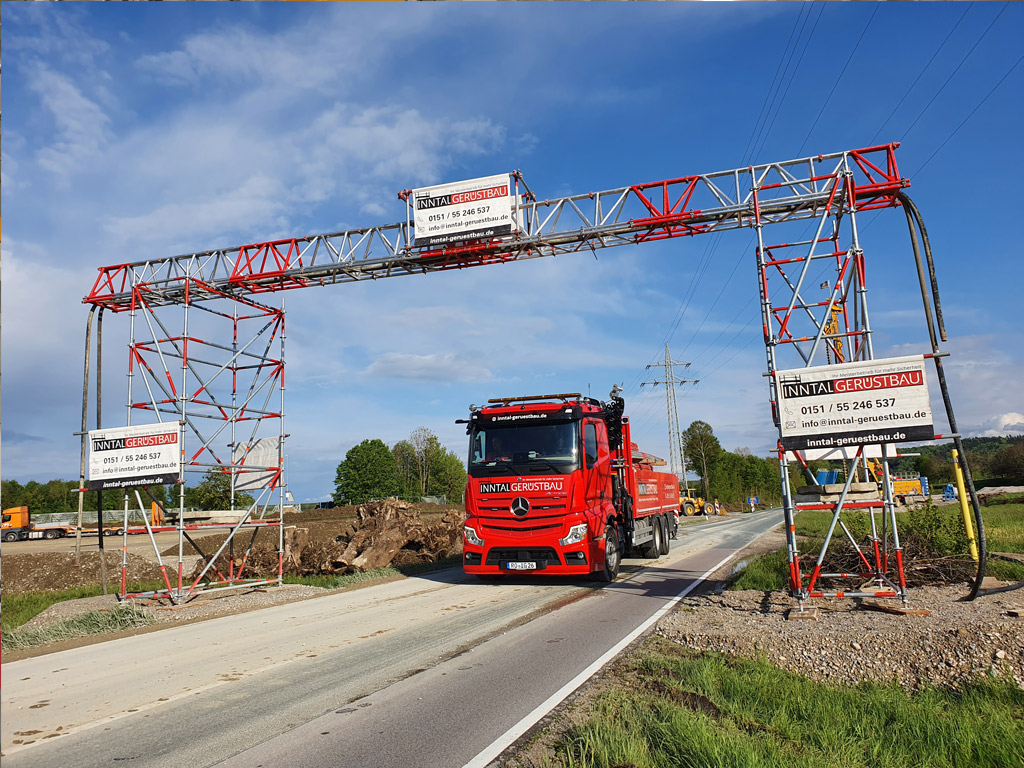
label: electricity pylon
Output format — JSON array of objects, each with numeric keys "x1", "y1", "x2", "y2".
[{"x1": 642, "y1": 343, "x2": 698, "y2": 489}]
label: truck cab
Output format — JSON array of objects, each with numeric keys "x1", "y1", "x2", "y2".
[{"x1": 461, "y1": 394, "x2": 618, "y2": 578}]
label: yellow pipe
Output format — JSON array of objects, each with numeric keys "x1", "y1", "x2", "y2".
[{"x1": 952, "y1": 448, "x2": 979, "y2": 561}]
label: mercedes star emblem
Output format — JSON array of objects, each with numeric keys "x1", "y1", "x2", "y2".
[{"x1": 510, "y1": 496, "x2": 530, "y2": 517}]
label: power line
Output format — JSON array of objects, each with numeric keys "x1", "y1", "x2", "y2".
[
  {"x1": 899, "y1": 3, "x2": 1010, "y2": 142},
  {"x1": 749, "y1": 4, "x2": 825, "y2": 162},
  {"x1": 796, "y1": 4, "x2": 880, "y2": 157},
  {"x1": 869, "y1": 3, "x2": 975, "y2": 145},
  {"x1": 915, "y1": 52, "x2": 1024, "y2": 177}
]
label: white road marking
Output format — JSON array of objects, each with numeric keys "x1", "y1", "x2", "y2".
[{"x1": 462, "y1": 549, "x2": 742, "y2": 768}]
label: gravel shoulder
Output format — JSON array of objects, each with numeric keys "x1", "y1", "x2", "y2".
[
  {"x1": 657, "y1": 526, "x2": 1024, "y2": 691},
  {"x1": 507, "y1": 526, "x2": 1024, "y2": 767}
]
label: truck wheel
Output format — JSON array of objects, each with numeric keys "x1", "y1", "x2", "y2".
[
  {"x1": 683, "y1": 501, "x2": 696, "y2": 517},
  {"x1": 597, "y1": 524, "x2": 621, "y2": 582},
  {"x1": 642, "y1": 519, "x2": 662, "y2": 558},
  {"x1": 43, "y1": 529, "x2": 59, "y2": 540},
  {"x1": 3, "y1": 531, "x2": 18, "y2": 542},
  {"x1": 658, "y1": 517, "x2": 671, "y2": 555}
]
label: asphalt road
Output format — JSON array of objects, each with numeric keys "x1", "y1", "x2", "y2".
[{"x1": 2, "y1": 510, "x2": 782, "y2": 768}]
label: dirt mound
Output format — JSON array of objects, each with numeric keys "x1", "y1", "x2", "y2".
[
  {"x1": 2, "y1": 551, "x2": 167, "y2": 593},
  {"x1": 169, "y1": 498, "x2": 464, "y2": 580},
  {"x1": 2, "y1": 501, "x2": 463, "y2": 596}
]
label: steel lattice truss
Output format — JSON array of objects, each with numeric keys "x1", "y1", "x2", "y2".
[
  {"x1": 87, "y1": 141, "x2": 979, "y2": 606},
  {"x1": 85, "y1": 144, "x2": 906, "y2": 311}
]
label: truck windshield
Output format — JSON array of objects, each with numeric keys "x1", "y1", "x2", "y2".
[{"x1": 469, "y1": 422, "x2": 579, "y2": 477}]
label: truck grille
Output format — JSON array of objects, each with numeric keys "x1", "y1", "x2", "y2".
[
  {"x1": 480, "y1": 512, "x2": 563, "y2": 534},
  {"x1": 486, "y1": 547, "x2": 561, "y2": 566},
  {"x1": 477, "y1": 502, "x2": 567, "y2": 513}
]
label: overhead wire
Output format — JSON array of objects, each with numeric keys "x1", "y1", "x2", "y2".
[
  {"x1": 796, "y1": 4, "x2": 880, "y2": 157},
  {"x1": 899, "y1": 3, "x2": 1009, "y2": 143},
  {"x1": 869, "y1": 3, "x2": 975, "y2": 146},
  {"x1": 915, "y1": 52, "x2": 1023, "y2": 177},
  {"x1": 621, "y1": 4, "x2": 819, "y2": 407}
]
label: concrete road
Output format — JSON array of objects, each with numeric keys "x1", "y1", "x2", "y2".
[
  {"x1": 2, "y1": 530, "x2": 181, "y2": 557},
  {"x1": 2, "y1": 510, "x2": 782, "y2": 768}
]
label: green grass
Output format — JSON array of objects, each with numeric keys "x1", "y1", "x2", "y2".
[
  {"x1": 729, "y1": 549, "x2": 788, "y2": 591},
  {"x1": 729, "y1": 498, "x2": 1024, "y2": 591},
  {"x1": 981, "y1": 502, "x2": 1024, "y2": 553},
  {"x1": 1, "y1": 581, "x2": 167, "y2": 634},
  {"x1": 2, "y1": 603, "x2": 156, "y2": 653},
  {"x1": 555, "y1": 643, "x2": 1024, "y2": 768}
]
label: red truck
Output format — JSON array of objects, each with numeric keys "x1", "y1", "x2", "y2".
[{"x1": 460, "y1": 387, "x2": 680, "y2": 581}]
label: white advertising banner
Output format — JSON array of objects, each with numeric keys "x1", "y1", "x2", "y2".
[
  {"x1": 790, "y1": 444, "x2": 897, "y2": 462},
  {"x1": 232, "y1": 437, "x2": 283, "y2": 492},
  {"x1": 412, "y1": 173, "x2": 514, "y2": 247},
  {"x1": 88, "y1": 422, "x2": 180, "y2": 490},
  {"x1": 776, "y1": 355, "x2": 933, "y2": 452}
]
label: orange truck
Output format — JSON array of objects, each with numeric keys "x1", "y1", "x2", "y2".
[
  {"x1": 460, "y1": 387, "x2": 679, "y2": 581},
  {"x1": 1, "y1": 506, "x2": 123, "y2": 542}
]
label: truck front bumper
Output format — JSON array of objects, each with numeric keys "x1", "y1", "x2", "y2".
[{"x1": 463, "y1": 537, "x2": 600, "y2": 576}]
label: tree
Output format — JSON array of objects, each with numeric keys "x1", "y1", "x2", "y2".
[
  {"x1": 392, "y1": 440, "x2": 420, "y2": 498},
  {"x1": 681, "y1": 420, "x2": 722, "y2": 501},
  {"x1": 991, "y1": 442, "x2": 1024, "y2": 484},
  {"x1": 332, "y1": 439, "x2": 398, "y2": 505},
  {"x1": 184, "y1": 469, "x2": 257, "y2": 510},
  {"x1": 410, "y1": 426, "x2": 441, "y2": 497},
  {"x1": 427, "y1": 446, "x2": 468, "y2": 503}
]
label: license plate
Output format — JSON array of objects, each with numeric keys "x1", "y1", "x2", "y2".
[{"x1": 506, "y1": 561, "x2": 538, "y2": 571}]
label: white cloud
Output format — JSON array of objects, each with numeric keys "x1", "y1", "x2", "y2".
[
  {"x1": 974, "y1": 412, "x2": 1024, "y2": 438},
  {"x1": 365, "y1": 352, "x2": 494, "y2": 383},
  {"x1": 27, "y1": 64, "x2": 110, "y2": 177}
]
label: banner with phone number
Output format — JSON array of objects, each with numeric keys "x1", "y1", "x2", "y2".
[{"x1": 776, "y1": 355, "x2": 933, "y2": 451}]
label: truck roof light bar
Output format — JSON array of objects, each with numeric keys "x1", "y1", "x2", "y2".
[{"x1": 485, "y1": 393, "x2": 584, "y2": 406}]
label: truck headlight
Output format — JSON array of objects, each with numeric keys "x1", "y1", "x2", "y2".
[
  {"x1": 464, "y1": 526, "x2": 485, "y2": 547},
  {"x1": 559, "y1": 523, "x2": 588, "y2": 547}
]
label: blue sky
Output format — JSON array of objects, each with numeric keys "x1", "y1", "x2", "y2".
[{"x1": 3, "y1": 2, "x2": 1022, "y2": 503}]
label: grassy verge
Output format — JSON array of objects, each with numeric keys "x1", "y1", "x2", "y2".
[
  {"x1": 729, "y1": 499, "x2": 1024, "y2": 591},
  {"x1": 729, "y1": 549, "x2": 788, "y2": 591},
  {"x1": 1, "y1": 581, "x2": 168, "y2": 635},
  {"x1": 2, "y1": 604, "x2": 156, "y2": 653},
  {"x1": 550, "y1": 642, "x2": 1024, "y2": 768}
]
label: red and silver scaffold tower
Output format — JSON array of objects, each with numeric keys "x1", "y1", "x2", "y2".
[
  {"x1": 82, "y1": 142, "x2": 986, "y2": 604},
  {"x1": 80, "y1": 279, "x2": 287, "y2": 604},
  {"x1": 747, "y1": 156, "x2": 986, "y2": 607}
]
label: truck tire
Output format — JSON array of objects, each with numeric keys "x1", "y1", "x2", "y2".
[
  {"x1": 683, "y1": 501, "x2": 696, "y2": 517},
  {"x1": 642, "y1": 518, "x2": 662, "y2": 558},
  {"x1": 596, "y1": 524, "x2": 621, "y2": 582},
  {"x1": 658, "y1": 517, "x2": 671, "y2": 555},
  {"x1": 3, "y1": 531, "x2": 18, "y2": 542},
  {"x1": 43, "y1": 529, "x2": 59, "y2": 540}
]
